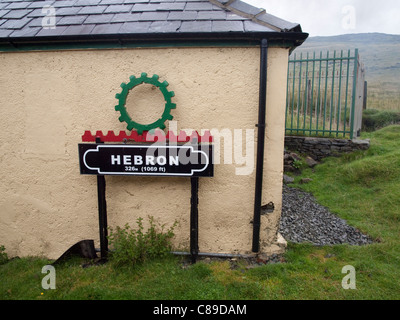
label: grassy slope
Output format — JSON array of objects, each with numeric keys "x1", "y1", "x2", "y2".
[
  {"x1": 1, "y1": 126, "x2": 400, "y2": 300},
  {"x1": 286, "y1": 125, "x2": 400, "y2": 299}
]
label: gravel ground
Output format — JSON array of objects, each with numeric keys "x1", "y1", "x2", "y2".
[{"x1": 279, "y1": 185, "x2": 373, "y2": 246}]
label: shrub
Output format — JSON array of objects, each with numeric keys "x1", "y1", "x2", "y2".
[
  {"x1": 0, "y1": 245, "x2": 8, "y2": 265},
  {"x1": 108, "y1": 216, "x2": 177, "y2": 266}
]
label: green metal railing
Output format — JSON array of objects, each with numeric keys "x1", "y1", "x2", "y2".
[{"x1": 286, "y1": 49, "x2": 363, "y2": 139}]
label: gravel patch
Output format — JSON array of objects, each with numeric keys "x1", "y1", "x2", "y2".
[{"x1": 279, "y1": 185, "x2": 373, "y2": 246}]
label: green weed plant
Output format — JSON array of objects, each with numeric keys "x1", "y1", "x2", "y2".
[{"x1": 108, "y1": 216, "x2": 178, "y2": 266}]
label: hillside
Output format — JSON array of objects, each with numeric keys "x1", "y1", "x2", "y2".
[{"x1": 292, "y1": 33, "x2": 400, "y2": 110}]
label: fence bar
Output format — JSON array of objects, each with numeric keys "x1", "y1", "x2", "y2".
[
  {"x1": 316, "y1": 51, "x2": 323, "y2": 134},
  {"x1": 322, "y1": 51, "x2": 329, "y2": 136},
  {"x1": 296, "y1": 53, "x2": 303, "y2": 134},
  {"x1": 350, "y1": 49, "x2": 359, "y2": 139},
  {"x1": 303, "y1": 52, "x2": 310, "y2": 132},
  {"x1": 309, "y1": 51, "x2": 316, "y2": 135},
  {"x1": 343, "y1": 49, "x2": 351, "y2": 136},
  {"x1": 336, "y1": 50, "x2": 344, "y2": 137},
  {"x1": 289, "y1": 56, "x2": 357, "y2": 63},
  {"x1": 290, "y1": 54, "x2": 296, "y2": 134},
  {"x1": 329, "y1": 50, "x2": 337, "y2": 133}
]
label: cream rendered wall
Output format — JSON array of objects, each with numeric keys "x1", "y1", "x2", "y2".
[{"x1": 0, "y1": 46, "x2": 289, "y2": 259}]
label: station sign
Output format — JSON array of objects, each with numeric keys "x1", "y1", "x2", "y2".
[{"x1": 78, "y1": 144, "x2": 213, "y2": 177}]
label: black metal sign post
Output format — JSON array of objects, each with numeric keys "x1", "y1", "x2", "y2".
[
  {"x1": 95, "y1": 138, "x2": 108, "y2": 261},
  {"x1": 190, "y1": 177, "x2": 199, "y2": 263},
  {"x1": 96, "y1": 172, "x2": 108, "y2": 261},
  {"x1": 79, "y1": 143, "x2": 213, "y2": 263}
]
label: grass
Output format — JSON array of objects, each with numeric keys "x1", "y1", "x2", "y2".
[
  {"x1": 285, "y1": 111, "x2": 351, "y2": 139},
  {"x1": 367, "y1": 90, "x2": 400, "y2": 111},
  {"x1": 1, "y1": 126, "x2": 400, "y2": 300},
  {"x1": 362, "y1": 109, "x2": 400, "y2": 132}
]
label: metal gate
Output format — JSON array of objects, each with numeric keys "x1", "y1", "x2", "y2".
[{"x1": 285, "y1": 49, "x2": 365, "y2": 139}]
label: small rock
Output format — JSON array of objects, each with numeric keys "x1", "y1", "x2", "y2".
[
  {"x1": 305, "y1": 156, "x2": 318, "y2": 168},
  {"x1": 284, "y1": 165, "x2": 296, "y2": 173},
  {"x1": 300, "y1": 178, "x2": 313, "y2": 184},
  {"x1": 284, "y1": 153, "x2": 292, "y2": 161},
  {"x1": 283, "y1": 175, "x2": 295, "y2": 184},
  {"x1": 290, "y1": 152, "x2": 301, "y2": 161},
  {"x1": 246, "y1": 265, "x2": 256, "y2": 270}
]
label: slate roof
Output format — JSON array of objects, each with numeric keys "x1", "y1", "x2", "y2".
[{"x1": 0, "y1": 0, "x2": 307, "y2": 46}]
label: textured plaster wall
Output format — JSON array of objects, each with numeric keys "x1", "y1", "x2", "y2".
[{"x1": 0, "y1": 46, "x2": 288, "y2": 259}]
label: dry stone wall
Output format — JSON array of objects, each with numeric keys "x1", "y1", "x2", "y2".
[{"x1": 284, "y1": 136, "x2": 370, "y2": 161}]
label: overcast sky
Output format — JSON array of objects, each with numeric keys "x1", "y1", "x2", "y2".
[{"x1": 246, "y1": 0, "x2": 400, "y2": 37}]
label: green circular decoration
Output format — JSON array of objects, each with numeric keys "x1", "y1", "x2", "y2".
[{"x1": 115, "y1": 72, "x2": 176, "y2": 134}]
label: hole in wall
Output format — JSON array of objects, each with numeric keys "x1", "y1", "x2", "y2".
[{"x1": 261, "y1": 202, "x2": 275, "y2": 215}]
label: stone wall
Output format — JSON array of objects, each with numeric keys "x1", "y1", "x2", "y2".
[{"x1": 284, "y1": 136, "x2": 370, "y2": 161}]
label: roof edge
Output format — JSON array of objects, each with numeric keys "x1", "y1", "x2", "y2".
[
  {"x1": 209, "y1": 0, "x2": 303, "y2": 33},
  {"x1": 0, "y1": 31, "x2": 309, "y2": 52}
]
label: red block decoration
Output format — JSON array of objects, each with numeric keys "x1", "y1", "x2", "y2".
[{"x1": 81, "y1": 130, "x2": 213, "y2": 143}]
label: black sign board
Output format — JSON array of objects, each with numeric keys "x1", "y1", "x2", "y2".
[{"x1": 78, "y1": 144, "x2": 213, "y2": 177}]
